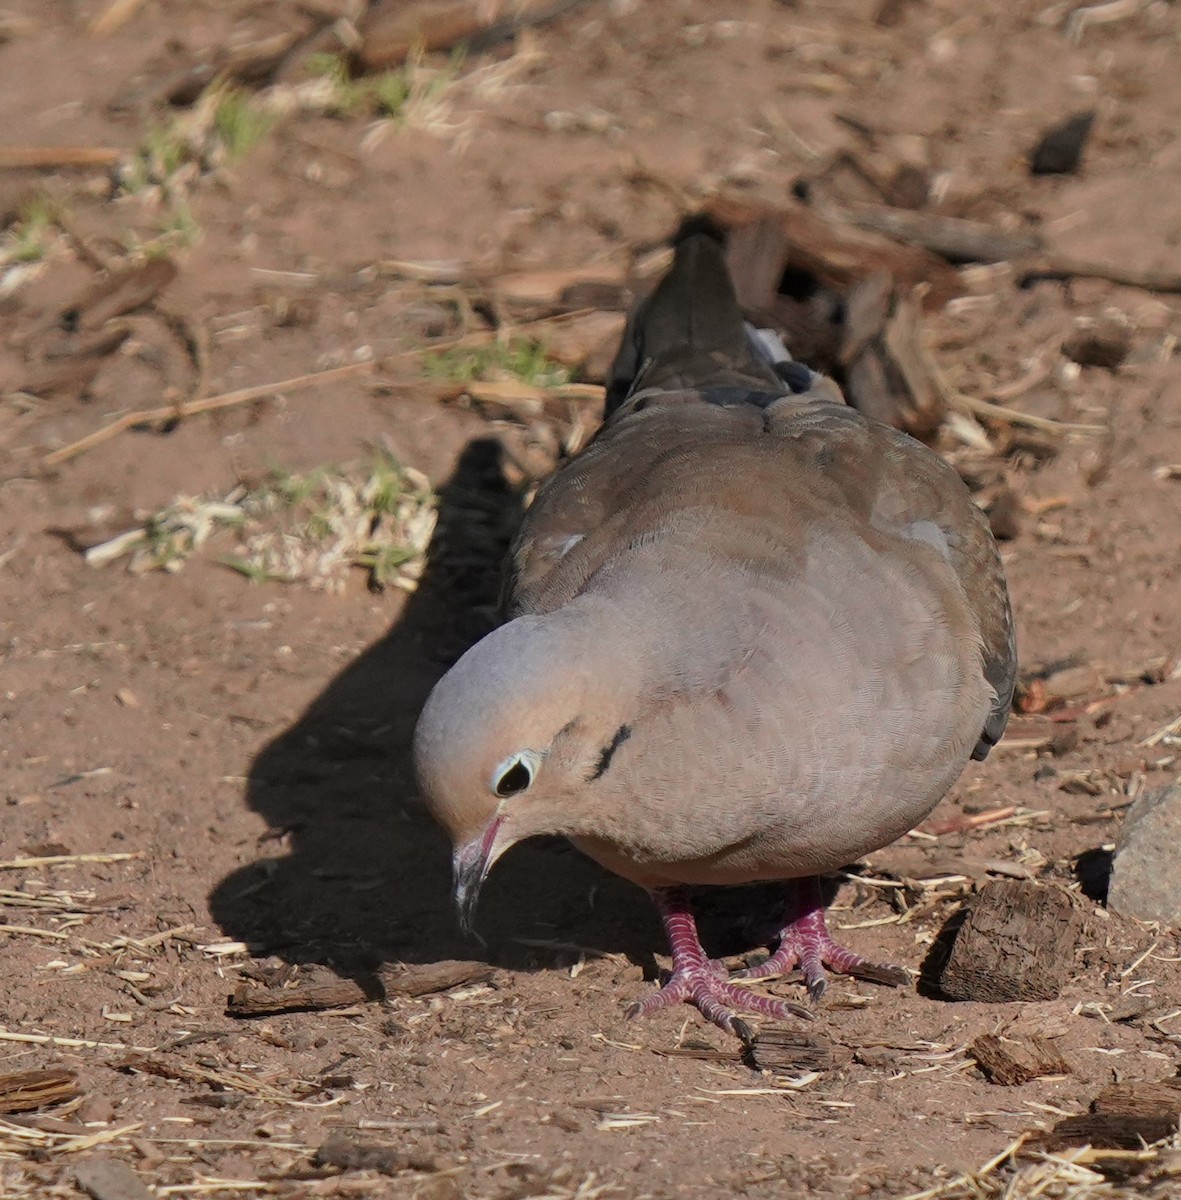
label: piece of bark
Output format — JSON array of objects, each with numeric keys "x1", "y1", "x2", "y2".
[
  {"x1": 839, "y1": 271, "x2": 893, "y2": 366},
  {"x1": 379, "y1": 959, "x2": 495, "y2": 997},
  {"x1": 879, "y1": 290, "x2": 944, "y2": 437},
  {"x1": 228, "y1": 978, "x2": 369, "y2": 1016},
  {"x1": 838, "y1": 285, "x2": 944, "y2": 439},
  {"x1": 1031, "y1": 111, "x2": 1096, "y2": 176},
  {"x1": 748, "y1": 1029, "x2": 850, "y2": 1073},
  {"x1": 846, "y1": 206, "x2": 1045, "y2": 264},
  {"x1": 969, "y1": 1033, "x2": 1072, "y2": 1085},
  {"x1": 227, "y1": 959, "x2": 495, "y2": 1015},
  {"x1": 314, "y1": 1131, "x2": 446, "y2": 1175},
  {"x1": 0, "y1": 1068, "x2": 80, "y2": 1113},
  {"x1": 1093, "y1": 1080, "x2": 1181, "y2": 1118},
  {"x1": 1040, "y1": 1079, "x2": 1181, "y2": 1150},
  {"x1": 933, "y1": 880, "x2": 1084, "y2": 1002},
  {"x1": 356, "y1": 0, "x2": 589, "y2": 71},
  {"x1": 1047, "y1": 1111, "x2": 1178, "y2": 1149},
  {"x1": 74, "y1": 1157, "x2": 155, "y2": 1200}
]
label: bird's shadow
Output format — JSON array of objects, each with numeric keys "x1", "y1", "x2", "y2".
[{"x1": 209, "y1": 437, "x2": 798, "y2": 992}]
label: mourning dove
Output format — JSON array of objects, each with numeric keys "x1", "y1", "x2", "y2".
[{"x1": 414, "y1": 227, "x2": 1016, "y2": 1040}]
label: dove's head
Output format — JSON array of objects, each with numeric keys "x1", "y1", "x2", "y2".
[{"x1": 413, "y1": 607, "x2": 635, "y2": 935}]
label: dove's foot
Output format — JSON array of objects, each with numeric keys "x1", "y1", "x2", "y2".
[
  {"x1": 630, "y1": 887, "x2": 812, "y2": 1041},
  {"x1": 735, "y1": 876, "x2": 909, "y2": 1001}
]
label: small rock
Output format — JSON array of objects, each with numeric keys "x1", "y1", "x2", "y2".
[
  {"x1": 74, "y1": 1158, "x2": 154, "y2": 1200},
  {"x1": 1030, "y1": 111, "x2": 1096, "y2": 175},
  {"x1": 76, "y1": 1095, "x2": 116, "y2": 1125},
  {"x1": 1108, "y1": 785, "x2": 1181, "y2": 922}
]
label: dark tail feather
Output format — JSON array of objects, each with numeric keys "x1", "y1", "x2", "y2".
[{"x1": 606, "y1": 227, "x2": 784, "y2": 416}]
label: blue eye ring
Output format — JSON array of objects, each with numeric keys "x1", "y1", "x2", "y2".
[{"x1": 492, "y1": 750, "x2": 540, "y2": 798}]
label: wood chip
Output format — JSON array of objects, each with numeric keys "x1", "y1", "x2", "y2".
[
  {"x1": 748, "y1": 1030, "x2": 850, "y2": 1074},
  {"x1": 969, "y1": 1034, "x2": 1072, "y2": 1085},
  {"x1": 1047, "y1": 1110, "x2": 1178, "y2": 1149},
  {"x1": 0, "y1": 1068, "x2": 80, "y2": 1114},
  {"x1": 932, "y1": 880, "x2": 1084, "y2": 1002},
  {"x1": 1039, "y1": 1078, "x2": 1181, "y2": 1152}
]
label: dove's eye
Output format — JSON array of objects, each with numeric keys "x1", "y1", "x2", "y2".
[{"x1": 492, "y1": 751, "x2": 539, "y2": 798}]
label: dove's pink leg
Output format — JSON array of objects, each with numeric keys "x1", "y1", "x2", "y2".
[
  {"x1": 629, "y1": 887, "x2": 811, "y2": 1041},
  {"x1": 735, "y1": 876, "x2": 908, "y2": 999}
]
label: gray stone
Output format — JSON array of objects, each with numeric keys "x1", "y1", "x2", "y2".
[{"x1": 1108, "y1": 785, "x2": 1181, "y2": 924}]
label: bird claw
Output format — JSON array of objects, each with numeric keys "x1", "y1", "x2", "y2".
[
  {"x1": 733, "y1": 903, "x2": 909, "y2": 1001},
  {"x1": 629, "y1": 963, "x2": 813, "y2": 1036}
]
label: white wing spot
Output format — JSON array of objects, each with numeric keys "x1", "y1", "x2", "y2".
[{"x1": 903, "y1": 519, "x2": 952, "y2": 559}]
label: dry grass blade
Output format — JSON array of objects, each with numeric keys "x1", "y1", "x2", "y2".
[
  {"x1": 0, "y1": 1117, "x2": 143, "y2": 1159},
  {"x1": 0, "y1": 147, "x2": 123, "y2": 169},
  {"x1": 0, "y1": 1025, "x2": 159, "y2": 1052},
  {"x1": 0, "y1": 853, "x2": 142, "y2": 870},
  {"x1": 43, "y1": 362, "x2": 374, "y2": 466},
  {"x1": 116, "y1": 1053, "x2": 333, "y2": 1108},
  {"x1": 88, "y1": 0, "x2": 148, "y2": 35},
  {"x1": 0, "y1": 887, "x2": 99, "y2": 915}
]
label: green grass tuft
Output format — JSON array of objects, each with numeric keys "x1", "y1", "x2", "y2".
[
  {"x1": 213, "y1": 88, "x2": 276, "y2": 160},
  {"x1": 424, "y1": 337, "x2": 571, "y2": 388}
]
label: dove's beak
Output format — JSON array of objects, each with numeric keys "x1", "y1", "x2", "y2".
[{"x1": 452, "y1": 816, "x2": 505, "y2": 937}]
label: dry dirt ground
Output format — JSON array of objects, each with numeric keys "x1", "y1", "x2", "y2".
[{"x1": 3, "y1": 2, "x2": 1181, "y2": 1198}]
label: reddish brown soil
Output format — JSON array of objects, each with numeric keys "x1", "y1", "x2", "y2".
[{"x1": 2, "y1": 2, "x2": 1181, "y2": 1197}]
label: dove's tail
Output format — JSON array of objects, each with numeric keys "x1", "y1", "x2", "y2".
[{"x1": 605, "y1": 223, "x2": 786, "y2": 416}]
